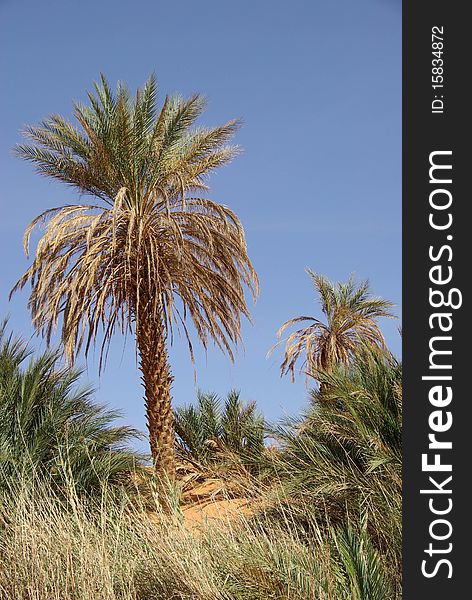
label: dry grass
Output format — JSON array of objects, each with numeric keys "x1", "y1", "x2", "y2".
[{"x1": 0, "y1": 475, "x2": 396, "y2": 600}]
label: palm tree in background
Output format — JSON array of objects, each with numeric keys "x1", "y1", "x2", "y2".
[
  {"x1": 270, "y1": 270, "x2": 393, "y2": 384},
  {"x1": 11, "y1": 75, "x2": 258, "y2": 479}
]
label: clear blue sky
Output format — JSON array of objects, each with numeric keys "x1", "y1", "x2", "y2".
[{"x1": 0, "y1": 0, "x2": 401, "y2": 452}]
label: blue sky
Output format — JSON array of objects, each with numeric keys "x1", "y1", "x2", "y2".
[{"x1": 0, "y1": 0, "x2": 401, "y2": 452}]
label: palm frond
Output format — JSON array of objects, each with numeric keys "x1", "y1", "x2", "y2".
[
  {"x1": 174, "y1": 389, "x2": 265, "y2": 470},
  {"x1": 0, "y1": 322, "x2": 142, "y2": 496}
]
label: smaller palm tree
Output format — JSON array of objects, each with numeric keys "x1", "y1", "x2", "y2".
[
  {"x1": 269, "y1": 270, "x2": 394, "y2": 383},
  {"x1": 173, "y1": 390, "x2": 265, "y2": 469},
  {"x1": 0, "y1": 321, "x2": 141, "y2": 496}
]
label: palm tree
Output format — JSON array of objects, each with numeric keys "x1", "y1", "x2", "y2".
[
  {"x1": 11, "y1": 75, "x2": 258, "y2": 479},
  {"x1": 0, "y1": 321, "x2": 140, "y2": 496},
  {"x1": 270, "y1": 270, "x2": 393, "y2": 384}
]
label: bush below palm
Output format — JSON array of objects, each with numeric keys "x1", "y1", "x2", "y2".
[
  {"x1": 266, "y1": 346, "x2": 402, "y2": 593},
  {"x1": 173, "y1": 390, "x2": 265, "y2": 473},
  {"x1": 0, "y1": 322, "x2": 142, "y2": 497}
]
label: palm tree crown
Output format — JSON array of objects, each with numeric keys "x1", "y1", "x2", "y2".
[
  {"x1": 270, "y1": 270, "x2": 394, "y2": 383},
  {"x1": 12, "y1": 75, "x2": 258, "y2": 478}
]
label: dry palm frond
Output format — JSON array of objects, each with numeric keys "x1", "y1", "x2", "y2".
[
  {"x1": 12, "y1": 191, "x2": 257, "y2": 367},
  {"x1": 12, "y1": 74, "x2": 258, "y2": 366},
  {"x1": 269, "y1": 270, "x2": 394, "y2": 383}
]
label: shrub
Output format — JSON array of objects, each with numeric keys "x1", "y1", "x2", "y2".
[
  {"x1": 265, "y1": 347, "x2": 402, "y2": 593},
  {"x1": 174, "y1": 390, "x2": 265, "y2": 473},
  {"x1": 0, "y1": 321, "x2": 142, "y2": 498}
]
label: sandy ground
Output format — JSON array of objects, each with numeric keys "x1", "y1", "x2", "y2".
[
  {"x1": 180, "y1": 479, "x2": 253, "y2": 529},
  {"x1": 141, "y1": 472, "x2": 256, "y2": 532}
]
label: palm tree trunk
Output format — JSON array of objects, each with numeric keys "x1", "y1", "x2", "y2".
[{"x1": 135, "y1": 304, "x2": 175, "y2": 481}]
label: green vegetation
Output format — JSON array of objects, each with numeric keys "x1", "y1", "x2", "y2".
[
  {"x1": 0, "y1": 323, "x2": 401, "y2": 598},
  {"x1": 174, "y1": 390, "x2": 265, "y2": 472},
  {"x1": 265, "y1": 348, "x2": 402, "y2": 595},
  {"x1": 0, "y1": 321, "x2": 141, "y2": 498},
  {"x1": 3, "y1": 76, "x2": 402, "y2": 598}
]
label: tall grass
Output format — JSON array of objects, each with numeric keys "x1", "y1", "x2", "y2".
[{"x1": 0, "y1": 476, "x2": 396, "y2": 600}]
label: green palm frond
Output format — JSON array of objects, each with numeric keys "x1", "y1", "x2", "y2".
[
  {"x1": 269, "y1": 348, "x2": 402, "y2": 567},
  {"x1": 174, "y1": 389, "x2": 265, "y2": 469},
  {"x1": 334, "y1": 526, "x2": 395, "y2": 600}
]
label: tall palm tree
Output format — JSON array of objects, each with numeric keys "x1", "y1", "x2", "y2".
[
  {"x1": 270, "y1": 270, "x2": 393, "y2": 383},
  {"x1": 11, "y1": 75, "x2": 258, "y2": 479}
]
